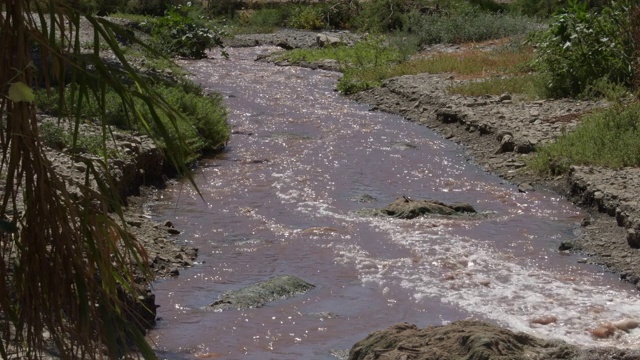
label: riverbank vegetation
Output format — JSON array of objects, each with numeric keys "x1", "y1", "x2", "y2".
[{"x1": 0, "y1": 1, "x2": 229, "y2": 359}]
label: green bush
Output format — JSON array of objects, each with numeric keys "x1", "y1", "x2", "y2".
[
  {"x1": 528, "y1": 103, "x2": 640, "y2": 174},
  {"x1": 405, "y1": 9, "x2": 539, "y2": 45},
  {"x1": 354, "y1": 0, "x2": 423, "y2": 32},
  {"x1": 533, "y1": 0, "x2": 634, "y2": 98},
  {"x1": 288, "y1": 5, "x2": 325, "y2": 30},
  {"x1": 143, "y1": 3, "x2": 225, "y2": 59},
  {"x1": 286, "y1": 2, "x2": 358, "y2": 30},
  {"x1": 242, "y1": 8, "x2": 290, "y2": 32}
]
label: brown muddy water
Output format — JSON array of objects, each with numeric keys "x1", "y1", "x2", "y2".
[{"x1": 148, "y1": 47, "x2": 640, "y2": 359}]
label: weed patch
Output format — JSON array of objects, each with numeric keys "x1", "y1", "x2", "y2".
[
  {"x1": 406, "y1": 11, "x2": 540, "y2": 45},
  {"x1": 528, "y1": 103, "x2": 640, "y2": 174},
  {"x1": 36, "y1": 81, "x2": 229, "y2": 163},
  {"x1": 448, "y1": 74, "x2": 546, "y2": 99}
]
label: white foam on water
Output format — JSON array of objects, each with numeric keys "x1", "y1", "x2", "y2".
[{"x1": 329, "y1": 213, "x2": 640, "y2": 347}]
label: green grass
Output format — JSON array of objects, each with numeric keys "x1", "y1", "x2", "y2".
[
  {"x1": 36, "y1": 82, "x2": 229, "y2": 163},
  {"x1": 281, "y1": 38, "x2": 535, "y2": 94},
  {"x1": 448, "y1": 74, "x2": 546, "y2": 99},
  {"x1": 528, "y1": 103, "x2": 640, "y2": 175}
]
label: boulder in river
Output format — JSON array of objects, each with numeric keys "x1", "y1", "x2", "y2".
[
  {"x1": 347, "y1": 320, "x2": 640, "y2": 360},
  {"x1": 381, "y1": 196, "x2": 476, "y2": 219},
  {"x1": 207, "y1": 275, "x2": 315, "y2": 311}
]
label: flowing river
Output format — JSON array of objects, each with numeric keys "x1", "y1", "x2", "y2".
[{"x1": 148, "y1": 47, "x2": 640, "y2": 359}]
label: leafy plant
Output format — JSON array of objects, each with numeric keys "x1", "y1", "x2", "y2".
[
  {"x1": 288, "y1": 5, "x2": 325, "y2": 30},
  {"x1": 533, "y1": 0, "x2": 635, "y2": 98},
  {"x1": 144, "y1": 3, "x2": 226, "y2": 59}
]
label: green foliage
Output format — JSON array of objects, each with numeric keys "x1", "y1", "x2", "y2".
[
  {"x1": 528, "y1": 103, "x2": 640, "y2": 174},
  {"x1": 510, "y1": 0, "x2": 564, "y2": 17},
  {"x1": 279, "y1": 35, "x2": 409, "y2": 94},
  {"x1": 533, "y1": 0, "x2": 634, "y2": 98},
  {"x1": 143, "y1": 3, "x2": 225, "y2": 59},
  {"x1": 240, "y1": 8, "x2": 290, "y2": 33},
  {"x1": 39, "y1": 121, "x2": 68, "y2": 149},
  {"x1": 288, "y1": 5, "x2": 325, "y2": 30},
  {"x1": 207, "y1": 0, "x2": 243, "y2": 17},
  {"x1": 448, "y1": 74, "x2": 546, "y2": 99},
  {"x1": 286, "y1": 1, "x2": 359, "y2": 30},
  {"x1": 40, "y1": 121, "x2": 118, "y2": 157},
  {"x1": 405, "y1": 9, "x2": 540, "y2": 45},
  {"x1": 147, "y1": 85, "x2": 229, "y2": 156},
  {"x1": 36, "y1": 81, "x2": 229, "y2": 162},
  {"x1": 354, "y1": 0, "x2": 424, "y2": 33}
]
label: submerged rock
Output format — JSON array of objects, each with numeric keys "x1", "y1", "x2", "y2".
[
  {"x1": 381, "y1": 196, "x2": 476, "y2": 219},
  {"x1": 207, "y1": 275, "x2": 315, "y2": 311}
]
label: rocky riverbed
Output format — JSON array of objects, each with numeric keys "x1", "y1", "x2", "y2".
[
  {"x1": 231, "y1": 29, "x2": 640, "y2": 359},
  {"x1": 250, "y1": 30, "x2": 640, "y2": 287}
]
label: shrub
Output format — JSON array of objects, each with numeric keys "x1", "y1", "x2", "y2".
[
  {"x1": 288, "y1": 5, "x2": 325, "y2": 30},
  {"x1": 242, "y1": 8, "x2": 290, "y2": 32},
  {"x1": 286, "y1": 2, "x2": 358, "y2": 30},
  {"x1": 533, "y1": 0, "x2": 635, "y2": 98},
  {"x1": 207, "y1": 0, "x2": 243, "y2": 17},
  {"x1": 405, "y1": 9, "x2": 540, "y2": 45},
  {"x1": 354, "y1": 0, "x2": 424, "y2": 33},
  {"x1": 143, "y1": 3, "x2": 225, "y2": 59}
]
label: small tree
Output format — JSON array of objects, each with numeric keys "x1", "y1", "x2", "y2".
[
  {"x1": 533, "y1": 0, "x2": 635, "y2": 98},
  {"x1": 0, "y1": 1, "x2": 196, "y2": 358}
]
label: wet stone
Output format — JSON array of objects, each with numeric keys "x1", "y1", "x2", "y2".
[{"x1": 206, "y1": 275, "x2": 315, "y2": 311}]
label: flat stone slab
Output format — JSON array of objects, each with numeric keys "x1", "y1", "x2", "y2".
[{"x1": 207, "y1": 275, "x2": 315, "y2": 311}]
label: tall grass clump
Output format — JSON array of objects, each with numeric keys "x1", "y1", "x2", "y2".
[
  {"x1": 528, "y1": 103, "x2": 640, "y2": 175},
  {"x1": 406, "y1": 10, "x2": 540, "y2": 45},
  {"x1": 448, "y1": 74, "x2": 546, "y2": 99},
  {"x1": 233, "y1": 1, "x2": 359, "y2": 31},
  {"x1": 36, "y1": 82, "x2": 229, "y2": 162},
  {"x1": 533, "y1": 0, "x2": 635, "y2": 98}
]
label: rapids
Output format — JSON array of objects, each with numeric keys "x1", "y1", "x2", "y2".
[{"x1": 148, "y1": 47, "x2": 640, "y2": 359}]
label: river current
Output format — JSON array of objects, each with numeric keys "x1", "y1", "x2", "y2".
[{"x1": 148, "y1": 47, "x2": 640, "y2": 359}]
